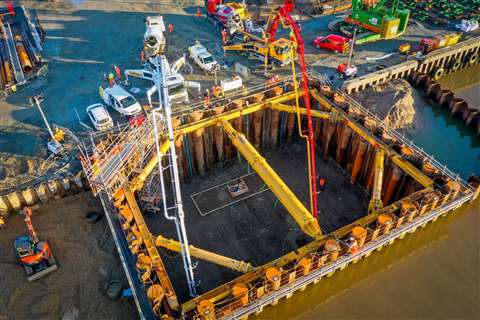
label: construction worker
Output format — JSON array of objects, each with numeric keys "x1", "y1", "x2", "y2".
[
  {"x1": 196, "y1": 7, "x2": 201, "y2": 18},
  {"x1": 114, "y1": 65, "x2": 121, "y2": 80},
  {"x1": 140, "y1": 50, "x2": 145, "y2": 62},
  {"x1": 267, "y1": 74, "x2": 280, "y2": 87},
  {"x1": 212, "y1": 84, "x2": 222, "y2": 98},
  {"x1": 168, "y1": 23, "x2": 174, "y2": 33},
  {"x1": 347, "y1": 236, "x2": 358, "y2": 254},
  {"x1": 203, "y1": 89, "x2": 210, "y2": 107},
  {"x1": 99, "y1": 86, "x2": 104, "y2": 99},
  {"x1": 221, "y1": 28, "x2": 228, "y2": 44},
  {"x1": 108, "y1": 72, "x2": 115, "y2": 87}
]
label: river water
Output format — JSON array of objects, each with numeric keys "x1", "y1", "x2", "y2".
[{"x1": 256, "y1": 69, "x2": 480, "y2": 319}]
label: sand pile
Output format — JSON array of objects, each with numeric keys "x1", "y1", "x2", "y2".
[
  {"x1": 352, "y1": 79, "x2": 416, "y2": 129},
  {"x1": 0, "y1": 192, "x2": 136, "y2": 320}
]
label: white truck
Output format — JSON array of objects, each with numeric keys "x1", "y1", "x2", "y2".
[
  {"x1": 144, "y1": 16, "x2": 166, "y2": 59},
  {"x1": 124, "y1": 56, "x2": 200, "y2": 106},
  {"x1": 188, "y1": 42, "x2": 219, "y2": 74}
]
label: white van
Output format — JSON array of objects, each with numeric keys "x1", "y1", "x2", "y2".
[{"x1": 101, "y1": 85, "x2": 143, "y2": 116}]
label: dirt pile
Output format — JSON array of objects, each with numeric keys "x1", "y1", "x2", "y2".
[
  {"x1": 0, "y1": 192, "x2": 136, "y2": 320},
  {"x1": 352, "y1": 79, "x2": 417, "y2": 129}
]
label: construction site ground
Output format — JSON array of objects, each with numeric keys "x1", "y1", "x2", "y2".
[
  {"x1": 146, "y1": 142, "x2": 369, "y2": 301},
  {"x1": 0, "y1": 1, "x2": 477, "y2": 319},
  {"x1": 1, "y1": 0, "x2": 474, "y2": 186},
  {"x1": 0, "y1": 192, "x2": 137, "y2": 320}
]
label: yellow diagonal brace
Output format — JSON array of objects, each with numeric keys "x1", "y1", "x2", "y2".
[
  {"x1": 124, "y1": 189, "x2": 179, "y2": 310},
  {"x1": 270, "y1": 103, "x2": 331, "y2": 119},
  {"x1": 155, "y1": 235, "x2": 254, "y2": 273},
  {"x1": 222, "y1": 121, "x2": 322, "y2": 239},
  {"x1": 309, "y1": 91, "x2": 434, "y2": 188},
  {"x1": 175, "y1": 91, "x2": 304, "y2": 135},
  {"x1": 130, "y1": 140, "x2": 170, "y2": 192}
]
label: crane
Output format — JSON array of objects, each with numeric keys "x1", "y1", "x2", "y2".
[{"x1": 265, "y1": 0, "x2": 320, "y2": 220}]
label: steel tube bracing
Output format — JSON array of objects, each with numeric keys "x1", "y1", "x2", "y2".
[
  {"x1": 222, "y1": 121, "x2": 322, "y2": 239},
  {"x1": 155, "y1": 235, "x2": 254, "y2": 273},
  {"x1": 309, "y1": 90, "x2": 434, "y2": 188},
  {"x1": 123, "y1": 189, "x2": 179, "y2": 310}
]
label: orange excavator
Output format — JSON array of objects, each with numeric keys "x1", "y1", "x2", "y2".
[
  {"x1": 266, "y1": 0, "x2": 319, "y2": 220},
  {"x1": 13, "y1": 207, "x2": 58, "y2": 281}
]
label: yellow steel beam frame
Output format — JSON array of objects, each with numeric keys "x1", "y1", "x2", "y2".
[
  {"x1": 175, "y1": 91, "x2": 304, "y2": 135},
  {"x1": 368, "y1": 148, "x2": 385, "y2": 214},
  {"x1": 270, "y1": 103, "x2": 331, "y2": 119},
  {"x1": 309, "y1": 90, "x2": 434, "y2": 188},
  {"x1": 182, "y1": 187, "x2": 433, "y2": 312},
  {"x1": 222, "y1": 121, "x2": 322, "y2": 239},
  {"x1": 124, "y1": 189, "x2": 179, "y2": 310},
  {"x1": 130, "y1": 140, "x2": 170, "y2": 192},
  {"x1": 155, "y1": 235, "x2": 254, "y2": 273}
]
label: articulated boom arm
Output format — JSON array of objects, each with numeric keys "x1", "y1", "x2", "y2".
[
  {"x1": 222, "y1": 121, "x2": 322, "y2": 239},
  {"x1": 266, "y1": 0, "x2": 319, "y2": 219},
  {"x1": 155, "y1": 235, "x2": 253, "y2": 273}
]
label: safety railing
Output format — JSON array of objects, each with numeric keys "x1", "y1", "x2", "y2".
[
  {"x1": 307, "y1": 71, "x2": 471, "y2": 190},
  {"x1": 191, "y1": 186, "x2": 472, "y2": 320}
]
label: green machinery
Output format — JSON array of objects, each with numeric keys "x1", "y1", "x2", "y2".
[{"x1": 338, "y1": 0, "x2": 410, "y2": 43}]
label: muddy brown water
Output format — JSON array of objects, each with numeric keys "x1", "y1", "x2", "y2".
[{"x1": 255, "y1": 71, "x2": 480, "y2": 319}]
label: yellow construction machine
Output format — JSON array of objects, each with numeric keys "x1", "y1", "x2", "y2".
[{"x1": 224, "y1": 36, "x2": 293, "y2": 66}]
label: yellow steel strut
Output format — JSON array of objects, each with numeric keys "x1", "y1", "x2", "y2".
[
  {"x1": 155, "y1": 235, "x2": 254, "y2": 273},
  {"x1": 222, "y1": 121, "x2": 322, "y2": 239}
]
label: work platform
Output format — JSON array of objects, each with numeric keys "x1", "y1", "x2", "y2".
[{"x1": 79, "y1": 73, "x2": 478, "y2": 320}]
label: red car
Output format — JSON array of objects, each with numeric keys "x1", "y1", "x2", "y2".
[{"x1": 313, "y1": 34, "x2": 350, "y2": 53}]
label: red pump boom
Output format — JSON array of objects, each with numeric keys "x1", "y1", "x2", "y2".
[{"x1": 267, "y1": 1, "x2": 319, "y2": 219}]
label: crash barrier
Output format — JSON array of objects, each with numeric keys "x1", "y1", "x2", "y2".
[{"x1": 343, "y1": 36, "x2": 480, "y2": 94}]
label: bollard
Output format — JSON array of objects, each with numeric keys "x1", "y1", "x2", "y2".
[
  {"x1": 351, "y1": 226, "x2": 367, "y2": 247},
  {"x1": 376, "y1": 214, "x2": 394, "y2": 235},
  {"x1": 266, "y1": 267, "x2": 281, "y2": 291},
  {"x1": 324, "y1": 238, "x2": 340, "y2": 261},
  {"x1": 197, "y1": 300, "x2": 215, "y2": 320},
  {"x1": 232, "y1": 284, "x2": 249, "y2": 306}
]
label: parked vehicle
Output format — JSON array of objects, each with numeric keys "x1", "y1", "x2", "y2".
[
  {"x1": 86, "y1": 103, "x2": 114, "y2": 131},
  {"x1": 100, "y1": 84, "x2": 142, "y2": 116},
  {"x1": 144, "y1": 16, "x2": 166, "y2": 58},
  {"x1": 313, "y1": 34, "x2": 350, "y2": 53},
  {"x1": 188, "y1": 42, "x2": 219, "y2": 73}
]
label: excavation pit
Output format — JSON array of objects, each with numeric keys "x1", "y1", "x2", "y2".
[
  {"x1": 144, "y1": 142, "x2": 370, "y2": 301},
  {"x1": 78, "y1": 76, "x2": 475, "y2": 319}
]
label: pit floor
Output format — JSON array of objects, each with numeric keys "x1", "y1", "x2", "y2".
[{"x1": 144, "y1": 141, "x2": 369, "y2": 302}]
